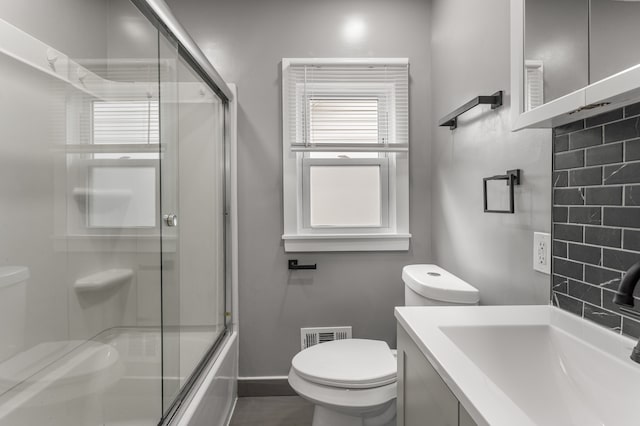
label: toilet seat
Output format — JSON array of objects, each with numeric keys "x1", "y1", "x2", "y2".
[
  {"x1": 291, "y1": 339, "x2": 396, "y2": 389},
  {"x1": 288, "y1": 367, "x2": 397, "y2": 411}
]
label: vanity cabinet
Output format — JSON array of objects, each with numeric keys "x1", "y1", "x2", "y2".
[
  {"x1": 511, "y1": 0, "x2": 640, "y2": 130},
  {"x1": 397, "y1": 326, "x2": 477, "y2": 426}
]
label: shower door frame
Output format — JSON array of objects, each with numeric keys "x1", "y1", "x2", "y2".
[{"x1": 128, "y1": 0, "x2": 235, "y2": 423}]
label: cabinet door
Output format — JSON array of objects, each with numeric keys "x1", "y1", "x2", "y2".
[
  {"x1": 523, "y1": 0, "x2": 589, "y2": 110},
  {"x1": 397, "y1": 327, "x2": 458, "y2": 426},
  {"x1": 590, "y1": 0, "x2": 640, "y2": 83}
]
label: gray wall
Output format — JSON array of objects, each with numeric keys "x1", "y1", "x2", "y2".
[
  {"x1": 166, "y1": 0, "x2": 433, "y2": 377},
  {"x1": 430, "y1": 0, "x2": 551, "y2": 305}
]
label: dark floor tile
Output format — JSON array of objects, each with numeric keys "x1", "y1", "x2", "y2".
[{"x1": 230, "y1": 397, "x2": 314, "y2": 426}]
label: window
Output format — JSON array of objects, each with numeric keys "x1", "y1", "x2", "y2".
[{"x1": 282, "y1": 58, "x2": 410, "y2": 252}]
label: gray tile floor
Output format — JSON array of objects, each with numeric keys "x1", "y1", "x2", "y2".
[{"x1": 230, "y1": 396, "x2": 314, "y2": 426}]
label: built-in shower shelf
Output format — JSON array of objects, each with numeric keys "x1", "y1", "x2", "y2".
[{"x1": 74, "y1": 269, "x2": 133, "y2": 293}]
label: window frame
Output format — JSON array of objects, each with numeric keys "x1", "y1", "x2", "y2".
[
  {"x1": 282, "y1": 58, "x2": 410, "y2": 252},
  {"x1": 301, "y1": 157, "x2": 390, "y2": 230}
]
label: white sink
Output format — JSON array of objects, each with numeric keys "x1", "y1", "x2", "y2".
[{"x1": 395, "y1": 305, "x2": 640, "y2": 426}]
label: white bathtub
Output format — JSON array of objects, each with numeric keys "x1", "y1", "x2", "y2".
[{"x1": 0, "y1": 327, "x2": 238, "y2": 426}]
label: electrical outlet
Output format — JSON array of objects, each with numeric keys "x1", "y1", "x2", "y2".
[{"x1": 533, "y1": 232, "x2": 551, "y2": 274}]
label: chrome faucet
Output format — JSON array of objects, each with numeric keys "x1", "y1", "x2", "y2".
[{"x1": 613, "y1": 260, "x2": 640, "y2": 363}]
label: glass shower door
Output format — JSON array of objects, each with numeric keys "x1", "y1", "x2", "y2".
[{"x1": 159, "y1": 32, "x2": 228, "y2": 417}]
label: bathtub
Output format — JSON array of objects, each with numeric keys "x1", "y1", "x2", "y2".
[{"x1": 0, "y1": 327, "x2": 238, "y2": 426}]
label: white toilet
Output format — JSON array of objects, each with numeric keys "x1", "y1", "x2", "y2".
[{"x1": 288, "y1": 264, "x2": 479, "y2": 426}]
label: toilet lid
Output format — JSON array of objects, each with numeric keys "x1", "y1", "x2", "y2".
[{"x1": 291, "y1": 339, "x2": 396, "y2": 389}]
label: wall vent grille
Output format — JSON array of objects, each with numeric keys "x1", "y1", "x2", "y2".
[{"x1": 300, "y1": 326, "x2": 352, "y2": 350}]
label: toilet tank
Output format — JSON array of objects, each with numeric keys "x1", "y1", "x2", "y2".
[
  {"x1": 0, "y1": 267, "x2": 29, "y2": 362},
  {"x1": 402, "y1": 264, "x2": 479, "y2": 306}
]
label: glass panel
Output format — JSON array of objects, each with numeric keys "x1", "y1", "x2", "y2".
[
  {"x1": 88, "y1": 166, "x2": 157, "y2": 228},
  {"x1": 524, "y1": 0, "x2": 589, "y2": 109},
  {"x1": 309, "y1": 165, "x2": 381, "y2": 227},
  {"x1": 0, "y1": 0, "x2": 163, "y2": 424},
  {"x1": 159, "y1": 35, "x2": 227, "y2": 414},
  {"x1": 590, "y1": 0, "x2": 640, "y2": 83}
]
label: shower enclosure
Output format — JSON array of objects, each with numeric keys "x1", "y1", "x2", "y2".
[{"x1": 0, "y1": 0, "x2": 234, "y2": 424}]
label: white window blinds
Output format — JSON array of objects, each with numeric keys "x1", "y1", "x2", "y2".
[
  {"x1": 284, "y1": 60, "x2": 409, "y2": 152},
  {"x1": 93, "y1": 100, "x2": 159, "y2": 145}
]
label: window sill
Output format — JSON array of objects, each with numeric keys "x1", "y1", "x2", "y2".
[{"x1": 282, "y1": 233, "x2": 411, "y2": 252}]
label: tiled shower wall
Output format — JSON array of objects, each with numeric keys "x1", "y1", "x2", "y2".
[{"x1": 552, "y1": 103, "x2": 640, "y2": 338}]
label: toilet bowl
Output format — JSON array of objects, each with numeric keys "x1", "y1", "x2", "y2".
[{"x1": 288, "y1": 264, "x2": 479, "y2": 426}]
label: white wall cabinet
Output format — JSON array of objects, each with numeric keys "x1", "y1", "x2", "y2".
[
  {"x1": 510, "y1": 0, "x2": 640, "y2": 130},
  {"x1": 397, "y1": 326, "x2": 477, "y2": 426}
]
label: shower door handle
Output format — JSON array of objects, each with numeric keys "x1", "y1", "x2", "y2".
[{"x1": 164, "y1": 214, "x2": 178, "y2": 227}]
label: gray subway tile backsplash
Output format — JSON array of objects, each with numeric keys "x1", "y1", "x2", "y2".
[
  {"x1": 568, "y1": 206, "x2": 601, "y2": 225},
  {"x1": 603, "y1": 162, "x2": 640, "y2": 185},
  {"x1": 553, "y1": 113, "x2": 640, "y2": 339},
  {"x1": 584, "y1": 226, "x2": 621, "y2": 248},
  {"x1": 602, "y1": 248, "x2": 639, "y2": 272},
  {"x1": 625, "y1": 139, "x2": 640, "y2": 161},
  {"x1": 624, "y1": 230, "x2": 640, "y2": 252},
  {"x1": 555, "y1": 150, "x2": 585, "y2": 170},
  {"x1": 554, "y1": 188, "x2": 585, "y2": 205},
  {"x1": 603, "y1": 207, "x2": 640, "y2": 228},
  {"x1": 604, "y1": 116, "x2": 640, "y2": 143},
  {"x1": 585, "y1": 108, "x2": 623, "y2": 128},
  {"x1": 585, "y1": 186, "x2": 622, "y2": 205},
  {"x1": 585, "y1": 143, "x2": 623, "y2": 166},
  {"x1": 569, "y1": 127, "x2": 602, "y2": 150},
  {"x1": 624, "y1": 101, "x2": 640, "y2": 118},
  {"x1": 625, "y1": 185, "x2": 640, "y2": 206},
  {"x1": 569, "y1": 167, "x2": 602, "y2": 186}
]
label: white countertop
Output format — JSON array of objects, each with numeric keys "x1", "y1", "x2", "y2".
[{"x1": 395, "y1": 305, "x2": 640, "y2": 426}]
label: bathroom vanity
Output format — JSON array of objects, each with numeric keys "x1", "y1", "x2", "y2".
[
  {"x1": 395, "y1": 305, "x2": 640, "y2": 426},
  {"x1": 397, "y1": 325, "x2": 476, "y2": 426}
]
